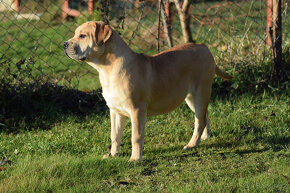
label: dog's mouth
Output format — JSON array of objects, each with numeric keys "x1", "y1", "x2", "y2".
[
  {"x1": 64, "y1": 49, "x2": 71, "y2": 58},
  {"x1": 64, "y1": 49, "x2": 87, "y2": 61},
  {"x1": 80, "y1": 57, "x2": 86, "y2": 61}
]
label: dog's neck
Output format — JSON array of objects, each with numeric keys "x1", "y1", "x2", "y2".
[{"x1": 86, "y1": 31, "x2": 136, "y2": 74}]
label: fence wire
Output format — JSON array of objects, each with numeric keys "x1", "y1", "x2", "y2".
[{"x1": 0, "y1": 0, "x2": 289, "y2": 91}]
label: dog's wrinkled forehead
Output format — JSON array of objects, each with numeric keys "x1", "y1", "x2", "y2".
[
  {"x1": 74, "y1": 21, "x2": 111, "y2": 46},
  {"x1": 75, "y1": 22, "x2": 95, "y2": 36}
]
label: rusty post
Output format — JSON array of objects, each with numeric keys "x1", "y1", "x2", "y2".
[
  {"x1": 88, "y1": 0, "x2": 95, "y2": 15},
  {"x1": 62, "y1": 0, "x2": 81, "y2": 21},
  {"x1": 163, "y1": 0, "x2": 173, "y2": 47},
  {"x1": 14, "y1": 0, "x2": 20, "y2": 12},
  {"x1": 165, "y1": 1, "x2": 173, "y2": 29},
  {"x1": 161, "y1": 0, "x2": 173, "y2": 48},
  {"x1": 62, "y1": 0, "x2": 68, "y2": 21},
  {"x1": 266, "y1": 0, "x2": 273, "y2": 46}
]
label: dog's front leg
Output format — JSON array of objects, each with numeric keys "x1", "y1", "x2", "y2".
[
  {"x1": 129, "y1": 107, "x2": 146, "y2": 161},
  {"x1": 110, "y1": 109, "x2": 126, "y2": 157}
]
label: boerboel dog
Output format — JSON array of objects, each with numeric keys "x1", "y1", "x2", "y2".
[{"x1": 64, "y1": 21, "x2": 232, "y2": 161}]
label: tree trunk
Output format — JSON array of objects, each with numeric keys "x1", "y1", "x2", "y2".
[
  {"x1": 161, "y1": 0, "x2": 173, "y2": 47},
  {"x1": 173, "y1": 0, "x2": 194, "y2": 43}
]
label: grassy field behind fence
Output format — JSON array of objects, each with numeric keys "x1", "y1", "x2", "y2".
[{"x1": 0, "y1": 0, "x2": 289, "y2": 192}]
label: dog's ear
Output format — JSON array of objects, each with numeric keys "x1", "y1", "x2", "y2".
[{"x1": 94, "y1": 22, "x2": 112, "y2": 46}]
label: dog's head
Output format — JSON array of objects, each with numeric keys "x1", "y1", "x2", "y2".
[{"x1": 64, "y1": 21, "x2": 112, "y2": 61}]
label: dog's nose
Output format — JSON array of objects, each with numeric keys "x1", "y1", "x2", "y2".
[{"x1": 63, "y1": 41, "x2": 69, "y2": 49}]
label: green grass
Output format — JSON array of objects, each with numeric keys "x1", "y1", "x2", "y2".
[
  {"x1": 0, "y1": 93, "x2": 289, "y2": 192},
  {"x1": 0, "y1": 1, "x2": 289, "y2": 192}
]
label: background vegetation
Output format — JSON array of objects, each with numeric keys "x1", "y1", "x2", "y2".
[{"x1": 0, "y1": 0, "x2": 289, "y2": 192}]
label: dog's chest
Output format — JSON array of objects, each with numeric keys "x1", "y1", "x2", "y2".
[{"x1": 102, "y1": 87, "x2": 130, "y2": 116}]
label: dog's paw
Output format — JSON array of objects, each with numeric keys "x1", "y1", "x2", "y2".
[
  {"x1": 102, "y1": 154, "x2": 111, "y2": 159},
  {"x1": 102, "y1": 145, "x2": 112, "y2": 159},
  {"x1": 201, "y1": 135, "x2": 210, "y2": 141},
  {"x1": 128, "y1": 158, "x2": 141, "y2": 162},
  {"x1": 128, "y1": 156, "x2": 142, "y2": 162},
  {"x1": 103, "y1": 153, "x2": 120, "y2": 159},
  {"x1": 183, "y1": 145, "x2": 194, "y2": 151}
]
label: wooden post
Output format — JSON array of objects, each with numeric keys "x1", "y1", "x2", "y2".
[
  {"x1": 161, "y1": 0, "x2": 173, "y2": 48},
  {"x1": 88, "y1": 0, "x2": 95, "y2": 15},
  {"x1": 14, "y1": 0, "x2": 20, "y2": 12},
  {"x1": 266, "y1": 0, "x2": 273, "y2": 46},
  {"x1": 271, "y1": 0, "x2": 282, "y2": 79},
  {"x1": 173, "y1": 0, "x2": 194, "y2": 43},
  {"x1": 62, "y1": 0, "x2": 81, "y2": 21},
  {"x1": 165, "y1": 1, "x2": 173, "y2": 27},
  {"x1": 62, "y1": 0, "x2": 69, "y2": 21}
]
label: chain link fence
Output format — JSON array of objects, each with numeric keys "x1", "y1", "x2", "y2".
[
  {"x1": 0, "y1": 0, "x2": 289, "y2": 90},
  {"x1": 0, "y1": 0, "x2": 289, "y2": 129},
  {"x1": 0, "y1": 0, "x2": 289, "y2": 128}
]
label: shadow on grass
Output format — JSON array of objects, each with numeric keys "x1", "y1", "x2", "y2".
[
  {"x1": 263, "y1": 136, "x2": 290, "y2": 151},
  {"x1": 144, "y1": 132, "x2": 289, "y2": 161},
  {"x1": 0, "y1": 81, "x2": 108, "y2": 134},
  {"x1": 202, "y1": 134, "x2": 289, "y2": 155}
]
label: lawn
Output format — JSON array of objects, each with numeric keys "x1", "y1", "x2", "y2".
[
  {"x1": 0, "y1": 92, "x2": 289, "y2": 192},
  {"x1": 0, "y1": 0, "x2": 289, "y2": 192}
]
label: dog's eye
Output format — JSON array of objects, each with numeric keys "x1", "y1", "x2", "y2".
[{"x1": 79, "y1": 34, "x2": 86, "y2": 39}]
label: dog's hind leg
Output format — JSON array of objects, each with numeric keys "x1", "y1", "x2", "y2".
[
  {"x1": 184, "y1": 88, "x2": 210, "y2": 149},
  {"x1": 201, "y1": 113, "x2": 210, "y2": 140},
  {"x1": 185, "y1": 94, "x2": 210, "y2": 141}
]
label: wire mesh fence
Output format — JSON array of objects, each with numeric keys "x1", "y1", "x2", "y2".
[
  {"x1": 0, "y1": 0, "x2": 289, "y2": 91},
  {"x1": 0, "y1": 0, "x2": 289, "y2": 130}
]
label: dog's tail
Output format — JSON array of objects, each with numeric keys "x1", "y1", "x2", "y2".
[{"x1": 215, "y1": 66, "x2": 233, "y2": 80}]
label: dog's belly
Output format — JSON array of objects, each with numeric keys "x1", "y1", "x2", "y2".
[
  {"x1": 146, "y1": 73, "x2": 192, "y2": 116},
  {"x1": 147, "y1": 89, "x2": 189, "y2": 116},
  {"x1": 103, "y1": 88, "x2": 188, "y2": 117}
]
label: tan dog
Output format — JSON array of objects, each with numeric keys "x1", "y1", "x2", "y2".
[{"x1": 64, "y1": 21, "x2": 232, "y2": 161}]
